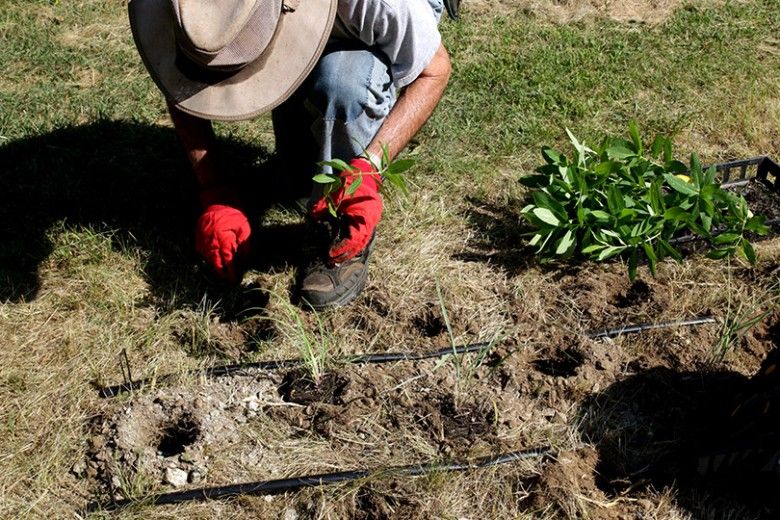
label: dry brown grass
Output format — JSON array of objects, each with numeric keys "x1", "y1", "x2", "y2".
[{"x1": 3, "y1": 0, "x2": 780, "y2": 518}]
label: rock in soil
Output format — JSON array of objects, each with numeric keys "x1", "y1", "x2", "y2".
[{"x1": 164, "y1": 467, "x2": 189, "y2": 488}]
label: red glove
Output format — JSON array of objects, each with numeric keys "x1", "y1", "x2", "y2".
[
  {"x1": 310, "y1": 158, "x2": 382, "y2": 264},
  {"x1": 196, "y1": 188, "x2": 251, "y2": 284}
]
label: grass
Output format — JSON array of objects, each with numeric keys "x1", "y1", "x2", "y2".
[{"x1": 2, "y1": 0, "x2": 780, "y2": 518}]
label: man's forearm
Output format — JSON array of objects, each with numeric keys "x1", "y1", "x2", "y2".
[
  {"x1": 168, "y1": 103, "x2": 221, "y2": 193},
  {"x1": 365, "y1": 43, "x2": 451, "y2": 163}
]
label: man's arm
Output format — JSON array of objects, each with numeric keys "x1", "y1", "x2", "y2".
[
  {"x1": 168, "y1": 103, "x2": 251, "y2": 284},
  {"x1": 168, "y1": 103, "x2": 223, "y2": 203},
  {"x1": 365, "y1": 43, "x2": 451, "y2": 163}
]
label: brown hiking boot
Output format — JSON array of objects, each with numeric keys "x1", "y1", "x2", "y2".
[{"x1": 298, "y1": 229, "x2": 375, "y2": 310}]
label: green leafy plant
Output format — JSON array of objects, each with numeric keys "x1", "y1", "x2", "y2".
[
  {"x1": 312, "y1": 143, "x2": 414, "y2": 218},
  {"x1": 519, "y1": 123, "x2": 769, "y2": 279}
]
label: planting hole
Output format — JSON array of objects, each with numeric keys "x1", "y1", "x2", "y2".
[
  {"x1": 413, "y1": 307, "x2": 447, "y2": 338},
  {"x1": 613, "y1": 280, "x2": 652, "y2": 308},
  {"x1": 156, "y1": 414, "x2": 200, "y2": 457},
  {"x1": 532, "y1": 347, "x2": 585, "y2": 377}
]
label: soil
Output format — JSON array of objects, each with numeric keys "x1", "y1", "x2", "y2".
[
  {"x1": 740, "y1": 180, "x2": 780, "y2": 223},
  {"x1": 86, "y1": 373, "x2": 285, "y2": 500},
  {"x1": 82, "y1": 250, "x2": 780, "y2": 518},
  {"x1": 278, "y1": 369, "x2": 351, "y2": 405}
]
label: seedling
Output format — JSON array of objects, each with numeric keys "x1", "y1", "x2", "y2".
[
  {"x1": 258, "y1": 291, "x2": 333, "y2": 384},
  {"x1": 312, "y1": 143, "x2": 414, "y2": 218},
  {"x1": 519, "y1": 123, "x2": 769, "y2": 279}
]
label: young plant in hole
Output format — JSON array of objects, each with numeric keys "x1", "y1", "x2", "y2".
[
  {"x1": 312, "y1": 143, "x2": 414, "y2": 217},
  {"x1": 260, "y1": 291, "x2": 333, "y2": 384},
  {"x1": 519, "y1": 123, "x2": 769, "y2": 279},
  {"x1": 435, "y1": 281, "x2": 498, "y2": 407}
]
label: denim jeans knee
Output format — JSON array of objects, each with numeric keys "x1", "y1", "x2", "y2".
[{"x1": 303, "y1": 46, "x2": 396, "y2": 170}]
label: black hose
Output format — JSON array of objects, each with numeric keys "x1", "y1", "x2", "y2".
[
  {"x1": 98, "y1": 342, "x2": 493, "y2": 398},
  {"x1": 99, "y1": 446, "x2": 551, "y2": 509},
  {"x1": 586, "y1": 316, "x2": 717, "y2": 339}
]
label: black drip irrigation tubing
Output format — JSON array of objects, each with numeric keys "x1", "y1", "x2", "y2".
[
  {"x1": 586, "y1": 316, "x2": 718, "y2": 340},
  {"x1": 100, "y1": 316, "x2": 720, "y2": 398},
  {"x1": 98, "y1": 342, "x2": 493, "y2": 398},
  {"x1": 93, "y1": 446, "x2": 552, "y2": 510}
]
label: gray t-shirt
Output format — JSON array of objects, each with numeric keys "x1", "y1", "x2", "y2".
[{"x1": 331, "y1": 0, "x2": 442, "y2": 88}]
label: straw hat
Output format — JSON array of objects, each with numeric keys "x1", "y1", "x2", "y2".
[{"x1": 129, "y1": 0, "x2": 337, "y2": 121}]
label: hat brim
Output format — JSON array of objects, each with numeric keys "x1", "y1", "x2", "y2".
[{"x1": 129, "y1": 0, "x2": 337, "y2": 121}]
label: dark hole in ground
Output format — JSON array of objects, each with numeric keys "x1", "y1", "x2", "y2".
[
  {"x1": 532, "y1": 347, "x2": 585, "y2": 377},
  {"x1": 157, "y1": 414, "x2": 200, "y2": 457},
  {"x1": 412, "y1": 307, "x2": 447, "y2": 338},
  {"x1": 612, "y1": 279, "x2": 652, "y2": 308},
  {"x1": 278, "y1": 369, "x2": 350, "y2": 405}
]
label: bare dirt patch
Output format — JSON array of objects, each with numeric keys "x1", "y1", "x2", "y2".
[
  {"x1": 85, "y1": 374, "x2": 284, "y2": 500},
  {"x1": 464, "y1": 0, "x2": 726, "y2": 25}
]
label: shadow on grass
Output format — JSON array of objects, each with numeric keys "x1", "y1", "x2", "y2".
[
  {"x1": 0, "y1": 120, "x2": 309, "y2": 314},
  {"x1": 577, "y1": 347, "x2": 780, "y2": 519},
  {"x1": 456, "y1": 196, "x2": 594, "y2": 280},
  {"x1": 453, "y1": 197, "x2": 535, "y2": 274}
]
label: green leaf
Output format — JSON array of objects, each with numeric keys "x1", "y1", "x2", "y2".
[
  {"x1": 555, "y1": 230, "x2": 575, "y2": 255},
  {"x1": 594, "y1": 161, "x2": 623, "y2": 176},
  {"x1": 690, "y1": 153, "x2": 703, "y2": 176},
  {"x1": 312, "y1": 174, "x2": 338, "y2": 184},
  {"x1": 345, "y1": 175, "x2": 363, "y2": 196},
  {"x1": 566, "y1": 128, "x2": 593, "y2": 165},
  {"x1": 642, "y1": 243, "x2": 657, "y2": 276},
  {"x1": 532, "y1": 208, "x2": 561, "y2": 227},
  {"x1": 663, "y1": 173, "x2": 698, "y2": 195},
  {"x1": 605, "y1": 146, "x2": 635, "y2": 160},
  {"x1": 318, "y1": 159, "x2": 352, "y2": 172},
  {"x1": 386, "y1": 158, "x2": 415, "y2": 175},
  {"x1": 582, "y1": 244, "x2": 605, "y2": 254},
  {"x1": 706, "y1": 248, "x2": 732, "y2": 260},
  {"x1": 532, "y1": 190, "x2": 567, "y2": 220},
  {"x1": 528, "y1": 233, "x2": 543, "y2": 246},
  {"x1": 741, "y1": 238, "x2": 757, "y2": 264},
  {"x1": 607, "y1": 185, "x2": 625, "y2": 214},
  {"x1": 542, "y1": 146, "x2": 564, "y2": 165},
  {"x1": 712, "y1": 233, "x2": 741, "y2": 245},
  {"x1": 383, "y1": 171, "x2": 409, "y2": 197},
  {"x1": 745, "y1": 215, "x2": 769, "y2": 235},
  {"x1": 628, "y1": 121, "x2": 643, "y2": 155},
  {"x1": 658, "y1": 238, "x2": 683, "y2": 262},
  {"x1": 598, "y1": 246, "x2": 624, "y2": 261},
  {"x1": 628, "y1": 248, "x2": 638, "y2": 281},
  {"x1": 590, "y1": 210, "x2": 611, "y2": 222}
]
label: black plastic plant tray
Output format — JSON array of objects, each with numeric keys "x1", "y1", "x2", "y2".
[{"x1": 669, "y1": 156, "x2": 780, "y2": 246}]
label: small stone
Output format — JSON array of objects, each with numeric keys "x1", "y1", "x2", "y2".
[
  {"x1": 110, "y1": 476, "x2": 122, "y2": 489},
  {"x1": 70, "y1": 460, "x2": 87, "y2": 477},
  {"x1": 86, "y1": 466, "x2": 98, "y2": 479},
  {"x1": 263, "y1": 495, "x2": 274, "y2": 503},
  {"x1": 179, "y1": 452, "x2": 196, "y2": 464},
  {"x1": 188, "y1": 470, "x2": 204, "y2": 484},
  {"x1": 283, "y1": 508, "x2": 299, "y2": 520},
  {"x1": 164, "y1": 467, "x2": 189, "y2": 488}
]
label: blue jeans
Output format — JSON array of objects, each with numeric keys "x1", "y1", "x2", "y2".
[{"x1": 272, "y1": 0, "x2": 443, "y2": 179}]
